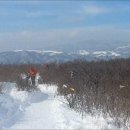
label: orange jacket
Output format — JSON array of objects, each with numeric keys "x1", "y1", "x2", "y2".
[{"x1": 28, "y1": 67, "x2": 37, "y2": 76}]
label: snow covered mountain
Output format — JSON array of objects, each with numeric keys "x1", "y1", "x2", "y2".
[{"x1": 0, "y1": 45, "x2": 130, "y2": 64}]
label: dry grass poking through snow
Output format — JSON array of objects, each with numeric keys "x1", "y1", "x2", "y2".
[{"x1": 41, "y1": 59, "x2": 130, "y2": 129}]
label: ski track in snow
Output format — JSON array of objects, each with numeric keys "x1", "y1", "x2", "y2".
[{"x1": 0, "y1": 83, "x2": 119, "y2": 129}]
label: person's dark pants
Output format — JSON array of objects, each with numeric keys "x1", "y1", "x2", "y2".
[
  {"x1": 26, "y1": 75, "x2": 30, "y2": 86},
  {"x1": 31, "y1": 76, "x2": 36, "y2": 86}
]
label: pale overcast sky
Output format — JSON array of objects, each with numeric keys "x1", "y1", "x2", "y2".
[{"x1": 0, "y1": 1, "x2": 130, "y2": 51}]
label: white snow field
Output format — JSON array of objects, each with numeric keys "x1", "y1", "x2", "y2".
[{"x1": 0, "y1": 83, "x2": 119, "y2": 129}]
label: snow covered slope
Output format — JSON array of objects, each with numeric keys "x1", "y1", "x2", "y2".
[
  {"x1": 0, "y1": 83, "x2": 120, "y2": 129},
  {"x1": 0, "y1": 45, "x2": 130, "y2": 64}
]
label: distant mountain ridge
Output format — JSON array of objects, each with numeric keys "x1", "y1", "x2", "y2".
[{"x1": 0, "y1": 45, "x2": 130, "y2": 64}]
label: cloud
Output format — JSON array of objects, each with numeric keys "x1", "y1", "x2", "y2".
[
  {"x1": 81, "y1": 5, "x2": 109, "y2": 15},
  {"x1": 0, "y1": 26, "x2": 130, "y2": 51},
  {"x1": 80, "y1": 3, "x2": 130, "y2": 16},
  {"x1": 55, "y1": 15, "x2": 85, "y2": 24},
  {"x1": 25, "y1": 11, "x2": 54, "y2": 18}
]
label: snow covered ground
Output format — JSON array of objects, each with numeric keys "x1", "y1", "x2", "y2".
[{"x1": 0, "y1": 83, "x2": 120, "y2": 129}]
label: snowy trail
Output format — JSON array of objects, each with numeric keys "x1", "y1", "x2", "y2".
[
  {"x1": 10, "y1": 84, "x2": 80, "y2": 129},
  {"x1": 12, "y1": 99, "x2": 56, "y2": 129},
  {"x1": 11, "y1": 85, "x2": 61, "y2": 129},
  {"x1": 0, "y1": 83, "x2": 118, "y2": 129},
  {"x1": 10, "y1": 84, "x2": 61, "y2": 129}
]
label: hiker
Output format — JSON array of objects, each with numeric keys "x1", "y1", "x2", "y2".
[
  {"x1": 28, "y1": 67, "x2": 37, "y2": 86},
  {"x1": 43, "y1": 63, "x2": 49, "y2": 70},
  {"x1": 46, "y1": 64, "x2": 49, "y2": 70}
]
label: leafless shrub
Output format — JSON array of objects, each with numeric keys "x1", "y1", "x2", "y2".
[{"x1": 40, "y1": 59, "x2": 130, "y2": 129}]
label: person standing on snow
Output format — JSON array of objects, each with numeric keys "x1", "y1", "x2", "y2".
[{"x1": 28, "y1": 67, "x2": 37, "y2": 86}]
